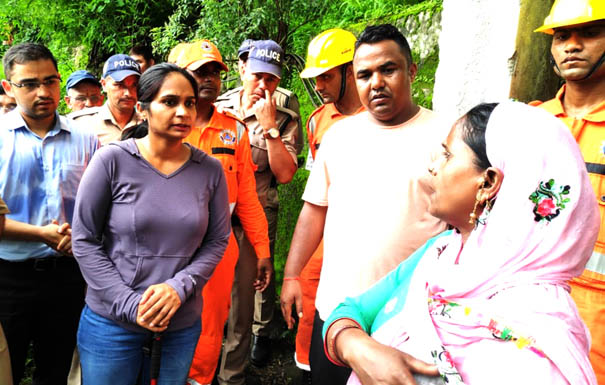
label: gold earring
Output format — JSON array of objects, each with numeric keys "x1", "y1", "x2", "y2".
[
  {"x1": 468, "y1": 181, "x2": 485, "y2": 225},
  {"x1": 428, "y1": 167, "x2": 436, "y2": 175}
]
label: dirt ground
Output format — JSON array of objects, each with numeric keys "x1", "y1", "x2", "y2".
[{"x1": 214, "y1": 316, "x2": 310, "y2": 385}]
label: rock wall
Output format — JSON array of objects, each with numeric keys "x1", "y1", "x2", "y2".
[{"x1": 432, "y1": 0, "x2": 521, "y2": 121}]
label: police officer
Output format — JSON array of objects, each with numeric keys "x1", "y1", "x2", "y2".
[
  {"x1": 168, "y1": 39, "x2": 272, "y2": 385},
  {"x1": 64, "y1": 70, "x2": 104, "y2": 113},
  {"x1": 531, "y1": 0, "x2": 605, "y2": 381},
  {"x1": 216, "y1": 40, "x2": 302, "y2": 385},
  {"x1": 217, "y1": 39, "x2": 301, "y2": 129},
  {"x1": 71, "y1": 54, "x2": 142, "y2": 145}
]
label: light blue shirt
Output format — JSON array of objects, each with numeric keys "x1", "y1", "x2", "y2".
[{"x1": 0, "y1": 108, "x2": 99, "y2": 261}]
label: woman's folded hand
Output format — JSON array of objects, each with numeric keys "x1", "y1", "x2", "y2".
[{"x1": 136, "y1": 283, "x2": 182, "y2": 332}]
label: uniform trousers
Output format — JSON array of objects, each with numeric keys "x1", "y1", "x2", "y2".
[
  {"x1": 219, "y1": 207, "x2": 276, "y2": 385},
  {"x1": 0, "y1": 256, "x2": 85, "y2": 385},
  {"x1": 187, "y1": 233, "x2": 239, "y2": 384}
]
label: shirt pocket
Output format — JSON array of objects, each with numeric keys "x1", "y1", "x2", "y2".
[
  {"x1": 128, "y1": 254, "x2": 192, "y2": 293},
  {"x1": 211, "y1": 148, "x2": 238, "y2": 208},
  {"x1": 249, "y1": 133, "x2": 270, "y2": 173}
]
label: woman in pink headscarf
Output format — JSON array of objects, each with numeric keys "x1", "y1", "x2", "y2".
[{"x1": 322, "y1": 101, "x2": 599, "y2": 385}]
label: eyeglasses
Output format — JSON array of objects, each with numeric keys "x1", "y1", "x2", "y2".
[
  {"x1": 74, "y1": 95, "x2": 102, "y2": 104},
  {"x1": 10, "y1": 77, "x2": 61, "y2": 91}
]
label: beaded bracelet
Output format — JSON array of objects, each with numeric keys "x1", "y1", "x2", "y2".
[{"x1": 283, "y1": 276, "x2": 300, "y2": 281}]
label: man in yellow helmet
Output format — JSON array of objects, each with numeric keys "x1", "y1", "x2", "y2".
[
  {"x1": 280, "y1": 28, "x2": 363, "y2": 377},
  {"x1": 531, "y1": 0, "x2": 605, "y2": 381}
]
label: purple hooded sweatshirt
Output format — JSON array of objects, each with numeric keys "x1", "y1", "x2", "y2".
[{"x1": 72, "y1": 139, "x2": 231, "y2": 332}]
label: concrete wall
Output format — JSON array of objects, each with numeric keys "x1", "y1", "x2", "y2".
[{"x1": 433, "y1": 0, "x2": 521, "y2": 121}]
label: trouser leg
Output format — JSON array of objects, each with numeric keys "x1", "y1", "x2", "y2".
[
  {"x1": 0, "y1": 258, "x2": 84, "y2": 385},
  {"x1": 252, "y1": 207, "x2": 277, "y2": 337},
  {"x1": 0, "y1": 324, "x2": 13, "y2": 385},
  {"x1": 188, "y1": 234, "x2": 239, "y2": 385},
  {"x1": 218, "y1": 225, "x2": 256, "y2": 385},
  {"x1": 309, "y1": 310, "x2": 351, "y2": 385},
  {"x1": 31, "y1": 259, "x2": 85, "y2": 385},
  {"x1": 66, "y1": 348, "x2": 81, "y2": 385}
]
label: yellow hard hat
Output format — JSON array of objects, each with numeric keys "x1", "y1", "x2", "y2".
[
  {"x1": 300, "y1": 28, "x2": 356, "y2": 79},
  {"x1": 535, "y1": 0, "x2": 605, "y2": 34}
]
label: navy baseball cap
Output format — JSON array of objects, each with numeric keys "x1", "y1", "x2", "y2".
[
  {"x1": 102, "y1": 54, "x2": 141, "y2": 81},
  {"x1": 237, "y1": 39, "x2": 255, "y2": 59},
  {"x1": 65, "y1": 70, "x2": 101, "y2": 91},
  {"x1": 248, "y1": 40, "x2": 283, "y2": 79}
]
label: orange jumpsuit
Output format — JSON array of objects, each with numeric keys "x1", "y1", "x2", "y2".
[
  {"x1": 296, "y1": 103, "x2": 364, "y2": 370},
  {"x1": 532, "y1": 86, "x2": 605, "y2": 384},
  {"x1": 185, "y1": 107, "x2": 270, "y2": 385}
]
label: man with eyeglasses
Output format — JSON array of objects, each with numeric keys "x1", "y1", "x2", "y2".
[
  {"x1": 0, "y1": 87, "x2": 16, "y2": 114},
  {"x1": 71, "y1": 54, "x2": 142, "y2": 145},
  {"x1": 64, "y1": 70, "x2": 104, "y2": 113},
  {"x1": 0, "y1": 42, "x2": 98, "y2": 385}
]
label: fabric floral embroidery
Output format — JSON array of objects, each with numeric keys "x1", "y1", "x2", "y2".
[
  {"x1": 528, "y1": 179, "x2": 570, "y2": 222},
  {"x1": 430, "y1": 346, "x2": 466, "y2": 385},
  {"x1": 428, "y1": 296, "x2": 547, "y2": 359}
]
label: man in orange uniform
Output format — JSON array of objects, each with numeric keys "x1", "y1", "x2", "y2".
[
  {"x1": 168, "y1": 40, "x2": 272, "y2": 385},
  {"x1": 291, "y1": 28, "x2": 363, "y2": 376},
  {"x1": 532, "y1": 0, "x2": 605, "y2": 382}
]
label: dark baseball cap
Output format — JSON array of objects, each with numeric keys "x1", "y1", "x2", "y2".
[
  {"x1": 248, "y1": 40, "x2": 283, "y2": 79},
  {"x1": 102, "y1": 54, "x2": 141, "y2": 81},
  {"x1": 65, "y1": 70, "x2": 101, "y2": 91},
  {"x1": 237, "y1": 39, "x2": 255, "y2": 60}
]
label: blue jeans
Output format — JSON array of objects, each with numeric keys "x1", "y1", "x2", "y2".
[{"x1": 78, "y1": 305, "x2": 201, "y2": 385}]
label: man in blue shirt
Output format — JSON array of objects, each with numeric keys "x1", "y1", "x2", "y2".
[{"x1": 0, "y1": 43, "x2": 98, "y2": 385}]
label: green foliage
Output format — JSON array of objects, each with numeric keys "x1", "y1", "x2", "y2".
[
  {"x1": 413, "y1": 49, "x2": 440, "y2": 109},
  {"x1": 0, "y1": 0, "x2": 443, "y2": 288}
]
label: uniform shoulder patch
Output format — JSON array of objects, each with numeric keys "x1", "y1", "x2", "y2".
[
  {"x1": 216, "y1": 87, "x2": 242, "y2": 103},
  {"x1": 275, "y1": 87, "x2": 293, "y2": 97},
  {"x1": 276, "y1": 105, "x2": 299, "y2": 120},
  {"x1": 221, "y1": 109, "x2": 246, "y2": 126}
]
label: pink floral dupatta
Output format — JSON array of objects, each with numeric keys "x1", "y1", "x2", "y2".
[{"x1": 348, "y1": 102, "x2": 599, "y2": 385}]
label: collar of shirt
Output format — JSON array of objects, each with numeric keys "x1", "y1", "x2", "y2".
[
  {"x1": 99, "y1": 102, "x2": 140, "y2": 129},
  {"x1": 6, "y1": 108, "x2": 70, "y2": 138},
  {"x1": 554, "y1": 84, "x2": 605, "y2": 123}
]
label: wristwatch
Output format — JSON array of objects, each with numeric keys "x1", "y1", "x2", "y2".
[{"x1": 264, "y1": 128, "x2": 280, "y2": 139}]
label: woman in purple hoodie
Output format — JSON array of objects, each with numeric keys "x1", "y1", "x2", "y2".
[{"x1": 72, "y1": 63, "x2": 231, "y2": 385}]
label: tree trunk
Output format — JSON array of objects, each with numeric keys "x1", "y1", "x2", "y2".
[{"x1": 509, "y1": 0, "x2": 561, "y2": 103}]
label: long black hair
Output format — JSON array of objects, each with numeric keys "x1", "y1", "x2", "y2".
[{"x1": 122, "y1": 63, "x2": 198, "y2": 140}]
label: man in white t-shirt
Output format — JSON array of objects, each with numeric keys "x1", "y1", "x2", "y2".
[{"x1": 280, "y1": 24, "x2": 447, "y2": 385}]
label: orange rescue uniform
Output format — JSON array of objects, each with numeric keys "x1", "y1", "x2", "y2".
[
  {"x1": 532, "y1": 86, "x2": 605, "y2": 384},
  {"x1": 185, "y1": 107, "x2": 270, "y2": 385},
  {"x1": 296, "y1": 103, "x2": 364, "y2": 370}
]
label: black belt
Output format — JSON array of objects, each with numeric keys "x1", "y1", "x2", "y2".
[{"x1": 0, "y1": 256, "x2": 76, "y2": 272}]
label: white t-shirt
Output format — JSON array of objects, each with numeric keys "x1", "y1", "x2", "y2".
[{"x1": 302, "y1": 108, "x2": 448, "y2": 320}]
